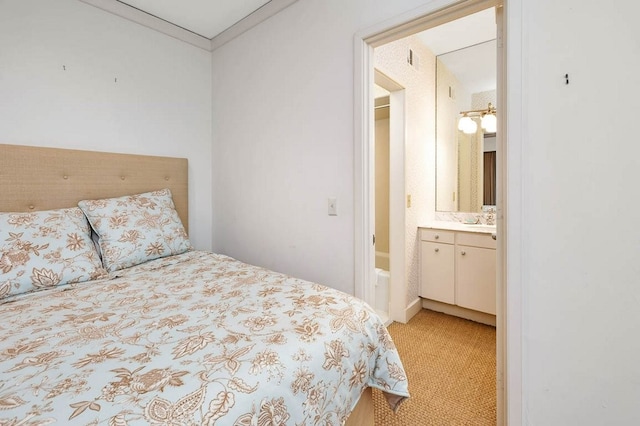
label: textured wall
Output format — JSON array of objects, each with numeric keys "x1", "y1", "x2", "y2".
[
  {"x1": 471, "y1": 90, "x2": 497, "y2": 110},
  {"x1": 374, "y1": 35, "x2": 435, "y2": 306}
]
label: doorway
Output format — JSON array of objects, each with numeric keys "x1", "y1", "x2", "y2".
[{"x1": 354, "y1": 0, "x2": 506, "y2": 424}]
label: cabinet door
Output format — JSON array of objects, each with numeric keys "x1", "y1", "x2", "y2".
[
  {"x1": 455, "y1": 246, "x2": 496, "y2": 314},
  {"x1": 420, "y1": 241, "x2": 455, "y2": 304}
]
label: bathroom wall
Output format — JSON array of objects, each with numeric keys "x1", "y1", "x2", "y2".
[
  {"x1": 472, "y1": 90, "x2": 496, "y2": 110},
  {"x1": 374, "y1": 35, "x2": 435, "y2": 306}
]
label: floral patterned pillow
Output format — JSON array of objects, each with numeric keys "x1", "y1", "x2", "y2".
[
  {"x1": 0, "y1": 207, "x2": 107, "y2": 301},
  {"x1": 78, "y1": 189, "x2": 191, "y2": 272}
]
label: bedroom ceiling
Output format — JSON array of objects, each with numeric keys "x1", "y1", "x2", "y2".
[
  {"x1": 118, "y1": 0, "x2": 271, "y2": 39},
  {"x1": 79, "y1": 0, "x2": 297, "y2": 50}
]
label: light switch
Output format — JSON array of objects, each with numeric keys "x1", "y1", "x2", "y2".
[{"x1": 328, "y1": 197, "x2": 337, "y2": 216}]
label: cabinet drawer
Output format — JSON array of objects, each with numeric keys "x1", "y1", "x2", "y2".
[
  {"x1": 420, "y1": 228, "x2": 455, "y2": 244},
  {"x1": 456, "y1": 231, "x2": 497, "y2": 249}
]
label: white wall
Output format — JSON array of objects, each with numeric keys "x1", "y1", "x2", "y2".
[
  {"x1": 210, "y1": 0, "x2": 440, "y2": 294},
  {"x1": 515, "y1": 0, "x2": 640, "y2": 423},
  {"x1": 0, "y1": 0, "x2": 213, "y2": 250}
]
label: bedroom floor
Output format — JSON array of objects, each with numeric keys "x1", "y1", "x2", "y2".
[{"x1": 373, "y1": 309, "x2": 496, "y2": 425}]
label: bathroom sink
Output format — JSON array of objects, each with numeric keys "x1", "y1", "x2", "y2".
[
  {"x1": 422, "y1": 221, "x2": 496, "y2": 234},
  {"x1": 462, "y1": 223, "x2": 496, "y2": 231}
]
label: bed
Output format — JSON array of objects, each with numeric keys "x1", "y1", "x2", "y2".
[{"x1": 0, "y1": 144, "x2": 409, "y2": 425}]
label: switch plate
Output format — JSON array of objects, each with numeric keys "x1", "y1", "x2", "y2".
[{"x1": 328, "y1": 197, "x2": 337, "y2": 216}]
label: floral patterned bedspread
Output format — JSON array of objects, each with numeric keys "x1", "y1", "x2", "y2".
[{"x1": 0, "y1": 251, "x2": 409, "y2": 425}]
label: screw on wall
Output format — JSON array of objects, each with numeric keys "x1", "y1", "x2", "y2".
[{"x1": 565, "y1": 73, "x2": 569, "y2": 85}]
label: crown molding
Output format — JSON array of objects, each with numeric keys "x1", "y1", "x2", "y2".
[
  {"x1": 77, "y1": 0, "x2": 299, "y2": 52},
  {"x1": 78, "y1": 0, "x2": 211, "y2": 50},
  {"x1": 210, "y1": 0, "x2": 298, "y2": 51}
]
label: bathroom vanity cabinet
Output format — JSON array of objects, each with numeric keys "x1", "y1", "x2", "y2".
[{"x1": 419, "y1": 225, "x2": 496, "y2": 316}]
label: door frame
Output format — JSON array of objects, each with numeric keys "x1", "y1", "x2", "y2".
[{"x1": 354, "y1": 0, "x2": 519, "y2": 424}]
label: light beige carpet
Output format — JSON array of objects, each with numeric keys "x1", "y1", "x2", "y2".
[{"x1": 373, "y1": 309, "x2": 496, "y2": 425}]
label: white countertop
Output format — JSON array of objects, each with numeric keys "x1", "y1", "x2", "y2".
[{"x1": 420, "y1": 221, "x2": 496, "y2": 234}]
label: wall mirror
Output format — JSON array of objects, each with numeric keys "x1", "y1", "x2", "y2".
[
  {"x1": 435, "y1": 40, "x2": 496, "y2": 212},
  {"x1": 429, "y1": 15, "x2": 497, "y2": 213}
]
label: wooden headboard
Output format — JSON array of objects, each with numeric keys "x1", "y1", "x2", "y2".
[{"x1": 0, "y1": 144, "x2": 189, "y2": 232}]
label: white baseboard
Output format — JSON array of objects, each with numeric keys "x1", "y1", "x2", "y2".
[
  {"x1": 422, "y1": 298, "x2": 496, "y2": 326},
  {"x1": 404, "y1": 298, "x2": 423, "y2": 323}
]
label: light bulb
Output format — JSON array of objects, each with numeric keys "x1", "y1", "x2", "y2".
[
  {"x1": 481, "y1": 114, "x2": 497, "y2": 133},
  {"x1": 462, "y1": 118, "x2": 477, "y2": 134},
  {"x1": 459, "y1": 116, "x2": 477, "y2": 133},
  {"x1": 458, "y1": 116, "x2": 471, "y2": 131}
]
